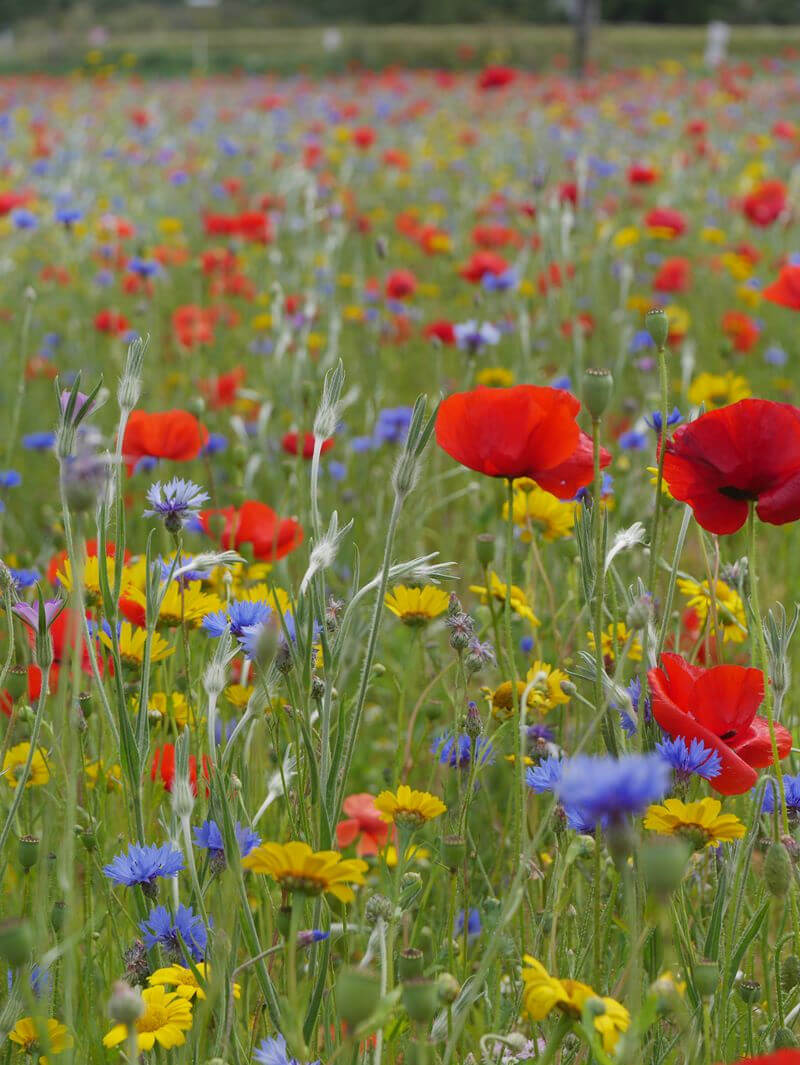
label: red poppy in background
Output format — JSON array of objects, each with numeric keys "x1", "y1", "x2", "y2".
[
  {"x1": 459, "y1": 250, "x2": 509, "y2": 284},
  {"x1": 742, "y1": 180, "x2": 787, "y2": 226},
  {"x1": 94, "y1": 309, "x2": 130, "y2": 335},
  {"x1": 628, "y1": 163, "x2": 658, "y2": 185},
  {"x1": 384, "y1": 269, "x2": 417, "y2": 301},
  {"x1": 764, "y1": 264, "x2": 800, "y2": 310},
  {"x1": 352, "y1": 126, "x2": 375, "y2": 149},
  {"x1": 477, "y1": 65, "x2": 516, "y2": 91},
  {"x1": 336, "y1": 793, "x2": 392, "y2": 856},
  {"x1": 645, "y1": 206, "x2": 688, "y2": 237},
  {"x1": 653, "y1": 257, "x2": 690, "y2": 293},
  {"x1": 151, "y1": 743, "x2": 210, "y2": 796},
  {"x1": 662, "y1": 399, "x2": 800, "y2": 534},
  {"x1": 282, "y1": 431, "x2": 334, "y2": 459},
  {"x1": 0, "y1": 190, "x2": 31, "y2": 215},
  {"x1": 423, "y1": 320, "x2": 456, "y2": 345},
  {"x1": 122, "y1": 409, "x2": 208, "y2": 473},
  {"x1": 435, "y1": 385, "x2": 610, "y2": 498},
  {"x1": 172, "y1": 305, "x2": 215, "y2": 348},
  {"x1": 649, "y1": 653, "x2": 791, "y2": 796},
  {"x1": 720, "y1": 1053, "x2": 800, "y2": 1065},
  {"x1": 722, "y1": 310, "x2": 760, "y2": 352},
  {"x1": 198, "y1": 501, "x2": 303, "y2": 561},
  {"x1": 199, "y1": 366, "x2": 245, "y2": 409}
]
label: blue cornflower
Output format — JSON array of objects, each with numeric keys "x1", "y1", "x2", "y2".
[
  {"x1": 454, "y1": 320, "x2": 501, "y2": 353},
  {"x1": 328, "y1": 460, "x2": 347, "y2": 482},
  {"x1": 551, "y1": 374, "x2": 572, "y2": 391},
  {"x1": 527, "y1": 723, "x2": 554, "y2": 744},
  {"x1": 144, "y1": 478, "x2": 209, "y2": 532},
  {"x1": 554, "y1": 754, "x2": 671, "y2": 824},
  {"x1": 0, "y1": 471, "x2": 21, "y2": 488},
  {"x1": 482, "y1": 267, "x2": 518, "y2": 292},
  {"x1": 193, "y1": 819, "x2": 261, "y2": 858},
  {"x1": 202, "y1": 599, "x2": 272, "y2": 638},
  {"x1": 520, "y1": 634, "x2": 535, "y2": 654},
  {"x1": 22, "y1": 432, "x2": 55, "y2": 451},
  {"x1": 617, "y1": 676, "x2": 647, "y2": 735},
  {"x1": 432, "y1": 733, "x2": 495, "y2": 770},
  {"x1": 629, "y1": 329, "x2": 655, "y2": 354},
  {"x1": 201, "y1": 432, "x2": 228, "y2": 456},
  {"x1": 618, "y1": 430, "x2": 647, "y2": 450},
  {"x1": 160, "y1": 554, "x2": 210, "y2": 585},
  {"x1": 762, "y1": 775, "x2": 800, "y2": 815},
  {"x1": 102, "y1": 842, "x2": 184, "y2": 887},
  {"x1": 350, "y1": 435, "x2": 377, "y2": 453},
  {"x1": 254, "y1": 1034, "x2": 320, "y2": 1065},
  {"x1": 11, "y1": 208, "x2": 37, "y2": 230},
  {"x1": 127, "y1": 257, "x2": 161, "y2": 279},
  {"x1": 645, "y1": 408, "x2": 683, "y2": 432},
  {"x1": 375, "y1": 406, "x2": 413, "y2": 445},
  {"x1": 765, "y1": 345, "x2": 788, "y2": 367},
  {"x1": 55, "y1": 206, "x2": 83, "y2": 226},
  {"x1": 656, "y1": 736, "x2": 722, "y2": 781},
  {"x1": 9, "y1": 568, "x2": 40, "y2": 589},
  {"x1": 526, "y1": 755, "x2": 562, "y2": 794},
  {"x1": 454, "y1": 907, "x2": 482, "y2": 938},
  {"x1": 140, "y1": 904, "x2": 208, "y2": 961}
]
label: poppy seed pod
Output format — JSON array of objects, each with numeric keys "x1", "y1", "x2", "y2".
[
  {"x1": 476, "y1": 533, "x2": 495, "y2": 567},
  {"x1": 782, "y1": 954, "x2": 800, "y2": 991},
  {"x1": 645, "y1": 308, "x2": 669, "y2": 348},
  {"x1": 398, "y1": 947, "x2": 425, "y2": 980},
  {"x1": 640, "y1": 837, "x2": 690, "y2": 897},
  {"x1": 693, "y1": 960, "x2": 719, "y2": 998},
  {"x1": 17, "y1": 834, "x2": 40, "y2": 871},
  {"x1": 441, "y1": 834, "x2": 466, "y2": 871},
  {"x1": 0, "y1": 918, "x2": 33, "y2": 967},
  {"x1": 582, "y1": 368, "x2": 614, "y2": 420},
  {"x1": 402, "y1": 978, "x2": 439, "y2": 1023},
  {"x1": 335, "y1": 967, "x2": 380, "y2": 1027},
  {"x1": 737, "y1": 979, "x2": 761, "y2": 1004}
]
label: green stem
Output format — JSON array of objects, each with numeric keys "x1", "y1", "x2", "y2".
[
  {"x1": 591, "y1": 419, "x2": 617, "y2": 757},
  {"x1": 647, "y1": 342, "x2": 670, "y2": 597}
]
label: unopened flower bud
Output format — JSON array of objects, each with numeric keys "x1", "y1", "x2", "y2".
[
  {"x1": 641, "y1": 837, "x2": 690, "y2": 897},
  {"x1": 109, "y1": 981, "x2": 145, "y2": 1026},
  {"x1": 403, "y1": 978, "x2": 439, "y2": 1022},
  {"x1": 18, "y1": 835, "x2": 40, "y2": 871},
  {"x1": 694, "y1": 959, "x2": 718, "y2": 998},
  {"x1": 464, "y1": 701, "x2": 482, "y2": 739},
  {"x1": 441, "y1": 834, "x2": 466, "y2": 872},
  {"x1": 582, "y1": 368, "x2": 613, "y2": 420},
  {"x1": 365, "y1": 893, "x2": 394, "y2": 926},
  {"x1": 626, "y1": 595, "x2": 653, "y2": 631},
  {"x1": 336, "y1": 967, "x2": 380, "y2": 1027},
  {"x1": 476, "y1": 534, "x2": 495, "y2": 568},
  {"x1": 437, "y1": 972, "x2": 460, "y2": 1004},
  {"x1": 645, "y1": 308, "x2": 669, "y2": 349},
  {"x1": 775, "y1": 1027, "x2": 799, "y2": 1050},
  {"x1": 0, "y1": 918, "x2": 32, "y2": 966},
  {"x1": 765, "y1": 840, "x2": 792, "y2": 897},
  {"x1": 782, "y1": 954, "x2": 800, "y2": 991}
]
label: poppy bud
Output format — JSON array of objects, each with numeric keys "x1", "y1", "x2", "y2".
[
  {"x1": 50, "y1": 901, "x2": 66, "y2": 934},
  {"x1": 402, "y1": 978, "x2": 439, "y2": 1023},
  {"x1": 109, "y1": 981, "x2": 145, "y2": 1026},
  {"x1": 437, "y1": 972, "x2": 460, "y2": 1004},
  {"x1": 399, "y1": 872, "x2": 423, "y2": 910},
  {"x1": 582, "y1": 368, "x2": 613, "y2": 420},
  {"x1": 645, "y1": 308, "x2": 669, "y2": 349},
  {"x1": 0, "y1": 918, "x2": 33, "y2": 967},
  {"x1": 693, "y1": 959, "x2": 718, "y2": 998},
  {"x1": 18, "y1": 834, "x2": 40, "y2": 871},
  {"x1": 782, "y1": 954, "x2": 800, "y2": 991},
  {"x1": 476, "y1": 534, "x2": 495, "y2": 568},
  {"x1": 774, "y1": 1027, "x2": 799, "y2": 1050},
  {"x1": 765, "y1": 840, "x2": 792, "y2": 897},
  {"x1": 737, "y1": 979, "x2": 761, "y2": 1004},
  {"x1": 398, "y1": 948, "x2": 425, "y2": 980},
  {"x1": 641, "y1": 837, "x2": 690, "y2": 897},
  {"x1": 336, "y1": 967, "x2": 380, "y2": 1027},
  {"x1": 276, "y1": 906, "x2": 292, "y2": 939}
]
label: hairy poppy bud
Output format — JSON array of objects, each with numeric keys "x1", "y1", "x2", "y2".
[
  {"x1": 336, "y1": 967, "x2": 380, "y2": 1027},
  {"x1": 441, "y1": 834, "x2": 466, "y2": 871},
  {"x1": 582, "y1": 368, "x2": 613, "y2": 420},
  {"x1": 645, "y1": 308, "x2": 669, "y2": 349},
  {"x1": 403, "y1": 978, "x2": 439, "y2": 1023},
  {"x1": 765, "y1": 840, "x2": 792, "y2": 897},
  {"x1": 694, "y1": 960, "x2": 718, "y2": 998},
  {"x1": 109, "y1": 981, "x2": 145, "y2": 1026},
  {"x1": 774, "y1": 1027, "x2": 798, "y2": 1049},
  {"x1": 0, "y1": 918, "x2": 33, "y2": 967},
  {"x1": 783, "y1": 954, "x2": 800, "y2": 991},
  {"x1": 737, "y1": 979, "x2": 761, "y2": 1004},
  {"x1": 641, "y1": 837, "x2": 690, "y2": 898},
  {"x1": 476, "y1": 534, "x2": 495, "y2": 567}
]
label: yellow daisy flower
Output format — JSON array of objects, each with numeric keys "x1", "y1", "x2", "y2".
[
  {"x1": 138, "y1": 691, "x2": 196, "y2": 730},
  {"x1": 476, "y1": 366, "x2": 514, "y2": 388},
  {"x1": 224, "y1": 684, "x2": 254, "y2": 710},
  {"x1": 382, "y1": 843, "x2": 430, "y2": 868},
  {"x1": 469, "y1": 572, "x2": 540, "y2": 627},
  {"x1": 100, "y1": 623, "x2": 174, "y2": 669},
  {"x1": 687, "y1": 371, "x2": 751, "y2": 410},
  {"x1": 384, "y1": 585, "x2": 450, "y2": 625},
  {"x1": 644, "y1": 797, "x2": 745, "y2": 849},
  {"x1": 9, "y1": 1017, "x2": 73, "y2": 1062},
  {"x1": 122, "y1": 582, "x2": 222, "y2": 629},
  {"x1": 586, "y1": 622, "x2": 642, "y2": 662},
  {"x1": 677, "y1": 577, "x2": 747, "y2": 644},
  {"x1": 503, "y1": 481, "x2": 574, "y2": 543},
  {"x1": 525, "y1": 661, "x2": 571, "y2": 715},
  {"x1": 148, "y1": 962, "x2": 240, "y2": 1001},
  {"x1": 84, "y1": 759, "x2": 122, "y2": 791},
  {"x1": 242, "y1": 841, "x2": 368, "y2": 903},
  {"x1": 103, "y1": 986, "x2": 193, "y2": 1052},
  {"x1": 2, "y1": 743, "x2": 50, "y2": 788},
  {"x1": 521, "y1": 956, "x2": 630, "y2": 1053},
  {"x1": 56, "y1": 555, "x2": 112, "y2": 608},
  {"x1": 374, "y1": 785, "x2": 447, "y2": 828}
]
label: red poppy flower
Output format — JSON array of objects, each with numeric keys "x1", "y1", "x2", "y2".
[
  {"x1": 336, "y1": 793, "x2": 392, "y2": 857},
  {"x1": 122, "y1": 409, "x2": 208, "y2": 473},
  {"x1": 628, "y1": 163, "x2": 658, "y2": 185},
  {"x1": 472, "y1": 224, "x2": 520, "y2": 249},
  {"x1": 661, "y1": 399, "x2": 800, "y2": 534},
  {"x1": 435, "y1": 385, "x2": 610, "y2": 498},
  {"x1": 282, "y1": 431, "x2": 334, "y2": 459},
  {"x1": 94, "y1": 309, "x2": 130, "y2": 335},
  {"x1": 198, "y1": 501, "x2": 304, "y2": 561},
  {"x1": 645, "y1": 207, "x2": 688, "y2": 237},
  {"x1": 199, "y1": 367, "x2": 245, "y2": 409},
  {"x1": 650, "y1": 654, "x2": 791, "y2": 796},
  {"x1": 385, "y1": 269, "x2": 417, "y2": 301},
  {"x1": 151, "y1": 743, "x2": 210, "y2": 796},
  {"x1": 742, "y1": 180, "x2": 787, "y2": 227},
  {"x1": 352, "y1": 126, "x2": 375, "y2": 149},
  {"x1": 653, "y1": 257, "x2": 690, "y2": 293},
  {"x1": 423, "y1": 320, "x2": 456, "y2": 345},
  {"x1": 722, "y1": 310, "x2": 760, "y2": 352},
  {"x1": 718, "y1": 1053, "x2": 800, "y2": 1065},
  {"x1": 764, "y1": 264, "x2": 800, "y2": 311},
  {"x1": 477, "y1": 65, "x2": 516, "y2": 91},
  {"x1": 459, "y1": 250, "x2": 509, "y2": 284}
]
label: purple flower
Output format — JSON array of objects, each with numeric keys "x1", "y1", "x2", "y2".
[
  {"x1": 103, "y1": 842, "x2": 184, "y2": 888},
  {"x1": 12, "y1": 597, "x2": 65, "y2": 634}
]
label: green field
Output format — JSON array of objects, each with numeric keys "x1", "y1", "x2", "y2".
[{"x1": 3, "y1": 18, "x2": 800, "y2": 74}]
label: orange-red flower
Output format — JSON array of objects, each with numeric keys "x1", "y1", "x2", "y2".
[
  {"x1": 281, "y1": 432, "x2": 334, "y2": 459},
  {"x1": 764, "y1": 264, "x2": 800, "y2": 311},
  {"x1": 198, "y1": 501, "x2": 303, "y2": 561},
  {"x1": 653, "y1": 257, "x2": 690, "y2": 294},
  {"x1": 661, "y1": 399, "x2": 800, "y2": 534},
  {"x1": 722, "y1": 310, "x2": 759, "y2": 353},
  {"x1": 435, "y1": 385, "x2": 609, "y2": 498},
  {"x1": 122, "y1": 410, "x2": 208, "y2": 473},
  {"x1": 742, "y1": 180, "x2": 787, "y2": 227},
  {"x1": 649, "y1": 653, "x2": 791, "y2": 796},
  {"x1": 385, "y1": 269, "x2": 417, "y2": 301},
  {"x1": 336, "y1": 793, "x2": 392, "y2": 856}
]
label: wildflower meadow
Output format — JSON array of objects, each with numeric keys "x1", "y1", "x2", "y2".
[{"x1": 4, "y1": 51, "x2": 800, "y2": 1065}]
